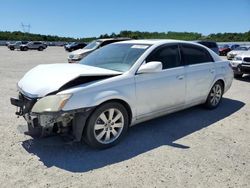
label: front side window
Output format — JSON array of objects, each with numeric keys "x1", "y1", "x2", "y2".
[
  {"x1": 181, "y1": 44, "x2": 213, "y2": 65},
  {"x1": 79, "y1": 43, "x2": 149, "y2": 72},
  {"x1": 146, "y1": 45, "x2": 181, "y2": 69}
]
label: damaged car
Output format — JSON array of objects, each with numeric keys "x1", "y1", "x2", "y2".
[{"x1": 10, "y1": 40, "x2": 233, "y2": 149}]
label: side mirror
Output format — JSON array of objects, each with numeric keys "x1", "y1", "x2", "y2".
[{"x1": 137, "y1": 61, "x2": 162, "y2": 74}]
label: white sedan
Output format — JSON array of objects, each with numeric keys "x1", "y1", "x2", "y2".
[{"x1": 10, "y1": 40, "x2": 233, "y2": 149}]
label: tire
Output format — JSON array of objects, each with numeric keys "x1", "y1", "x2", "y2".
[
  {"x1": 204, "y1": 81, "x2": 223, "y2": 109},
  {"x1": 83, "y1": 102, "x2": 129, "y2": 149},
  {"x1": 38, "y1": 46, "x2": 44, "y2": 51},
  {"x1": 23, "y1": 47, "x2": 28, "y2": 51},
  {"x1": 10, "y1": 47, "x2": 14, "y2": 50},
  {"x1": 234, "y1": 73, "x2": 243, "y2": 79}
]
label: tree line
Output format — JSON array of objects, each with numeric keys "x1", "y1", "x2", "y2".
[{"x1": 0, "y1": 30, "x2": 249, "y2": 42}]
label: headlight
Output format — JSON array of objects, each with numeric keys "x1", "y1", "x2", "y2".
[
  {"x1": 76, "y1": 54, "x2": 84, "y2": 59},
  {"x1": 234, "y1": 56, "x2": 242, "y2": 61},
  {"x1": 32, "y1": 94, "x2": 72, "y2": 113},
  {"x1": 69, "y1": 54, "x2": 83, "y2": 59},
  {"x1": 69, "y1": 54, "x2": 74, "y2": 59}
]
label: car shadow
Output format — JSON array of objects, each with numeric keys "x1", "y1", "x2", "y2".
[
  {"x1": 235, "y1": 75, "x2": 250, "y2": 82},
  {"x1": 22, "y1": 98, "x2": 244, "y2": 172}
]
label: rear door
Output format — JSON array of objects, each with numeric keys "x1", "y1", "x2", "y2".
[
  {"x1": 180, "y1": 44, "x2": 215, "y2": 104},
  {"x1": 32, "y1": 42, "x2": 41, "y2": 49}
]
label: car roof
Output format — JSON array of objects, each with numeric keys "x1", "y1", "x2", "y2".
[
  {"x1": 117, "y1": 39, "x2": 204, "y2": 46},
  {"x1": 194, "y1": 40, "x2": 217, "y2": 43},
  {"x1": 97, "y1": 38, "x2": 131, "y2": 42}
]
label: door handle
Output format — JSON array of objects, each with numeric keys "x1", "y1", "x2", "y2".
[
  {"x1": 210, "y1": 68, "x2": 215, "y2": 73},
  {"x1": 176, "y1": 75, "x2": 184, "y2": 80}
]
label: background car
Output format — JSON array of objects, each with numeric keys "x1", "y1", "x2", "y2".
[
  {"x1": 11, "y1": 40, "x2": 233, "y2": 149},
  {"x1": 7, "y1": 41, "x2": 28, "y2": 50},
  {"x1": 230, "y1": 44, "x2": 240, "y2": 50},
  {"x1": 68, "y1": 38, "x2": 131, "y2": 63},
  {"x1": 20, "y1": 41, "x2": 47, "y2": 51},
  {"x1": 219, "y1": 44, "x2": 231, "y2": 56},
  {"x1": 227, "y1": 46, "x2": 250, "y2": 60},
  {"x1": 64, "y1": 42, "x2": 87, "y2": 52},
  {"x1": 230, "y1": 51, "x2": 250, "y2": 78},
  {"x1": 195, "y1": 41, "x2": 219, "y2": 55}
]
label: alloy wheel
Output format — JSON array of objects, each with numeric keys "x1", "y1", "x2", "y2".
[
  {"x1": 94, "y1": 108, "x2": 124, "y2": 144},
  {"x1": 210, "y1": 84, "x2": 222, "y2": 106}
]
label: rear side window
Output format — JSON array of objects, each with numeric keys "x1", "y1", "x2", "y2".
[
  {"x1": 146, "y1": 44, "x2": 181, "y2": 69},
  {"x1": 181, "y1": 44, "x2": 213, "y2": 65}
]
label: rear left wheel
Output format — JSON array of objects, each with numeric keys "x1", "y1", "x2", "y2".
[
  {"x1": 38, "y1": 46, "x2": 44, "y2": 51},
  {"x1": 83, "y1": 102, "x2": 129, "y2": 149},
  {"x1": 204, "y1": 81, "x2": 223, "y2": 109}
]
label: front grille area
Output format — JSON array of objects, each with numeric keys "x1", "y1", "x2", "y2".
[
  {"x1": 241, "y1": 64, "x2": 250, "y2": 73},
  {"x1": 243, "y1": 57, "x2": 250, "y2": 63},
  {"x1": 19, "y1": 92, "x2": 37, "y2": 114}
]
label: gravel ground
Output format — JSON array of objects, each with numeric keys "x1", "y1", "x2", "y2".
[{"x1": 0, "y1": 46, "x2": 249, "y2": 188}]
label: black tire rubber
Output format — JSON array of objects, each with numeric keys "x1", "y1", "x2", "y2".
[
  {"x1": 204, "y1": 81, "x2": 223, "y2": 109},
  {"x1": 38, "y1": 46, "x2": 44, "y2": 51},
  {"x1": 23, "y1": 47, "x2": 28, "y2": 51},
  {"x1": 234, "y1": 73, "x2": 243, "y2": 79},
  {"x1": 10, "y1": 47, "x2": 14, "y2": 50},
  {"x1": 83, "y1": 102, "x2": 129, "y2": 149}
]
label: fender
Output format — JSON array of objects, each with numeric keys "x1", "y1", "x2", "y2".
[
  {"x1": 210, "y1": 74, "x2": 226, "y2": 92},
  {"x1": 70, "y1": 90, "x2": 134, "y2": 141}
]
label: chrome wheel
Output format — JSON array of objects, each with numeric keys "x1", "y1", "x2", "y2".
[
  {"x1": 94, "y1": 108, "x2": 124, "y2": 144},
  {"x1": 210, "y1": 84, "x2": 222, "y2": 106}
]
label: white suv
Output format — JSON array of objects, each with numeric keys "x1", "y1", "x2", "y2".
[
  {"x1": 230, "y1": 51, "x2": 250, "y2": 78},
  {"x1": 11, "y1": 40, "x2": 233, "y2": 149}
]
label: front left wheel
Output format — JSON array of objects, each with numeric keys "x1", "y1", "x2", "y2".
[{"x1": 83, "y1": 102, "x2": 129, "y2": 149}]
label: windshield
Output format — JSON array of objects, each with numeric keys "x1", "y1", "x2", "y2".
[
  {"x1": 79, "y1": 43, "x2": 150, "y2": 72},
  {"x1": 84, "y1": 40, "x2": 101, "y2": 49}
]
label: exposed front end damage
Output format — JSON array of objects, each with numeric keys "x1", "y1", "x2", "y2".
[
  {"x1": 10, "y1": 63, "x2": 122, "y2": 142},
  {"x1": 10, "y1": 92, "x2": 94, "y2": 141}
]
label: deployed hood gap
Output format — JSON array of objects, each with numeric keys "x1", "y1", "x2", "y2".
[{"x1": 47, "y1": 75, "x2": 119, "y2": 96}]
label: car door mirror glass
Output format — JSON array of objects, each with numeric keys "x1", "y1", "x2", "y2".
[{"x1": 137, "y1": 61, "x2": 162, "y2": 74}]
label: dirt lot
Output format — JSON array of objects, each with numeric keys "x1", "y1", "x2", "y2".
[{"x1": 0, "y1": 46, "x2": 249, "y2": 188}]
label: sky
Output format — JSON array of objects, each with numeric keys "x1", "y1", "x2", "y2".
[{"x1": 0, "y1": 0, "x2": 249, "y2": 38}]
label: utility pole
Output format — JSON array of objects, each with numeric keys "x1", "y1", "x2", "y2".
[{"x1": 21, "y1": 22, "x2": 31, "y2": 33}]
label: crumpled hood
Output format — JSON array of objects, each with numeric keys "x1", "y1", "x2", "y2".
[
  {"x1": 69, "y1": 48, "x2": 93, "y2": 56},
  {"x1": 18, "y1": 63, "x2": 121, "y2": 98}
]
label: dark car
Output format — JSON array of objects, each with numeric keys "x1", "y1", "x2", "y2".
[
  {"x1": 230, "y1": 44, "x2": 240, "y2": 50},
  {"x1": 219, "y1": 44, "x2": 231, "y2": 56},
  {"x1": 64, "y1": 42, "x2": 87, "y2": 52},
  {"x1": 195, "y1": 41, "x2": 219, "y2": 55}
]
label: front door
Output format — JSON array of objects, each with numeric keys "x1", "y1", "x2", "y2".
[{"x1": 135, "y1": 44, "x2": 185, "y2": 117}]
